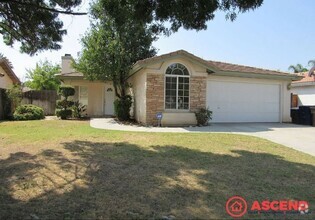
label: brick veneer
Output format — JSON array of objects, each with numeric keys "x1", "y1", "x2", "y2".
[
  {"x1": 190, "y1": 76, "x2": 207, "y2": 111},
  {"x1": 146, "y1": 73, "x2": 164, "y2": 125},
  {"x1": 146, "y1": 74, "x2": 207, "y2": 125}
]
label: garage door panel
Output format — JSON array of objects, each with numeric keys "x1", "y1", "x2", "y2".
[{"x1": 207, "y1": 80, "x2": 280, "y2": 123}]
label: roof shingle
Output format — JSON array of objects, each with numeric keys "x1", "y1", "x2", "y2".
[
  {"x1": 135, "y1": 50, "x2": 292, "y2": 77},
  {"x1": 292, "y1": 72, "x2": 315, "y2": 84}
]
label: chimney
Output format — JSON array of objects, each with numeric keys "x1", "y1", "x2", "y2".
[{"x1": 61, "y1": 54, "x2": 74, "y2": 74}]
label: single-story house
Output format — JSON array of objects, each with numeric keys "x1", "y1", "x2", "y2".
[
  {"x1": 291, "y1": 70, "x2": 315, "y2": 107},
  {"x1": 57, "y1": 50, "x2": 300, "y2": 126},
  {"x1": 0, "y1": 56, "x2": 20, "y2": 89},
  {"x1": 0, "y1": 56, "x2": 20, "y2": 119}
]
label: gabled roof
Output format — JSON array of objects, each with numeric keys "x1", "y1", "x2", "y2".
[
  {"x1": 134, "y1": 50, "x2": 300, "y2": 80},
  {"x1": 134, "y1": 50, "x2": 212, "y2": 70},
  {"x1": 59, "y1": 50, "x2": 301, "y2": 81},
  {"x1": 0, "y1": 55, "x2": 21, "y2": 84}
]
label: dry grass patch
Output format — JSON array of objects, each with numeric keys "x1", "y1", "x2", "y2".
[{"x1": 0, "y1": 120, "x2": 314, "y2": 219}]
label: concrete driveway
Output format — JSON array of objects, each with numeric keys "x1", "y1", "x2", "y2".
[
  {"x1": 207, "y1": 123, "x2": 315, "y2": 157},
  {"x1": 90, "y1": 119, "x2": 315, "y2": 156}
]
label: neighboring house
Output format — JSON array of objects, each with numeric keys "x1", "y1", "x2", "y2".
[
  {"x1": 0, "y1": 56, "x2": 20, "y2": 89},
  {"x1": 57, "y1": 50, "x2": 300, "y2": 126},
  {"x1": 0, "y1": 56, "x2": 21, "y2": 119},
  {"x1": 291, "y1": 71, "x2": 315, "y2": 107}
]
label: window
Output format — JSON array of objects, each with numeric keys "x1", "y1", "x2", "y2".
[
  {"x1": 165, "y1": 63, "x2": 190, "y2": 110},
  {"x1": 79, "y1": 86, "x2": 88, "y2": 106}
]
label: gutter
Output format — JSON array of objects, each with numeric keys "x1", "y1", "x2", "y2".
[
  {"x1": 212, "y1": 71, "x2": 302, "y2": 81},
  {"x1": 291, "y1": 81, "x2": 315, "y2": 87}
]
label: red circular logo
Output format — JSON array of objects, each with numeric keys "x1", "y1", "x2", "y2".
[{"x1": 226, "y1": 196, "x2": 248, "y2": 218}]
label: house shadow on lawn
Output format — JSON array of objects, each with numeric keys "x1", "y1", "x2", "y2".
[{"x1": 0, "y1": 141, "x2": 314, "y2": 219}]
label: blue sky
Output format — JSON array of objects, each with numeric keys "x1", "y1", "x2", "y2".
[{"x1": 1, "y1": 0, "x2": 315, "y2": 81}]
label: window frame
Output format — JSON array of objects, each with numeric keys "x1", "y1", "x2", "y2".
[
  {"x1": 164, "y1": 63, "x2": 190, "y2": 111},
  {"x1": 79, "y1": 86, "x2": 88, "y2": 106}
]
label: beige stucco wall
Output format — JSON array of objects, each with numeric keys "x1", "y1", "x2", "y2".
[
  {"x1": 129, "y1": 69, "x2": 147, "y2": 124},
  {"x1": 0, "y1": 66, "x2": 14, "y2": 89},
  {"x1": 145, "y1": 57, "x2": 208, "y2": 77},
  {"x1": 62, "y1": 79, "x2": 107, "y2": 117},
  {"x1": 207, "y1": 75, "x2": 292, "y2": 123},
  {"x1": 282, "y1": 81, "x2": 292, "y2": 122}
]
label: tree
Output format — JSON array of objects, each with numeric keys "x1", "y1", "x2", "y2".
[
  {"x1": 91, "y1": 0, "x2": 264, "y2": 35},
  {"x1": 308, "y1": 59, "x2": 315, "y2": 67},
  {"x1": 25, "y1": 60, "x2": 61, "y2": 90},
  {"x1": 0, "y1": 0, "x2": 86, "y2": 55},
  {"x1": 288, "y1": 64, "x2": 308, "y2": 73},
  {"x1": 74, "y1": 16, "x2": 156, "y2": 120}
]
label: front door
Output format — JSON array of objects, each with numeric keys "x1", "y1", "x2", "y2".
[{"x1": 104, "y1": 84, "x2": 115, "y2": 116}]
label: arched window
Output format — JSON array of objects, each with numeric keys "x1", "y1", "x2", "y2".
[{"x1": 165, "y1": 63, "x2": 190, "y2": 110}]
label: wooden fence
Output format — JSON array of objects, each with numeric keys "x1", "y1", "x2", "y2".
[
  {"x1": 22, "y1": 90, "x2": 58, "y2": 115},
  {"x1": 0, "y1": 89, "x2": 4, "y2": 120}
]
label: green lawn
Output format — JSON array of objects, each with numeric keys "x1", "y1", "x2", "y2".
[{"x1": 0, "y1": 120, "x2": 314, "y2": 219}]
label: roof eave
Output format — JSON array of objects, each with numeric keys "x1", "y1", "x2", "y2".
[
  {"x1": 212, "y1": 71, "x2": 301, "y2": 81},
  {"x1": 0, "y1": 60, "x2": 21, "y2": 84},
  {"x1": 291, "y1": 81, "x2": 315, "y2": 87},
  {"x1": 133, "y1": 51, "x2": 219, "y2": 73},
  {"x1": 56, "y1": 75, "x2": 84, "y2": 80}
]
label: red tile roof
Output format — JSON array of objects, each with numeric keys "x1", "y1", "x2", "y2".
[{"x1": 292, "y1": 72, "x2": 315, "y2": 84}]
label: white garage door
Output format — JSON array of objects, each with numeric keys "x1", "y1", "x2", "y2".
[{"x1": 207, "y1": 80, "x2": 280, "y2": 123}]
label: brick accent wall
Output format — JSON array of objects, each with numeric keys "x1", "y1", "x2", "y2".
[
  {"x1": 190, "y1": 76, "x2": 207, "y2": 112},
  {"x1": 146, "y1": 74, "x2": 207, "y2": 125},
  {"x1": 146, "y1": 73, "x2": 164, "y2": 125}
]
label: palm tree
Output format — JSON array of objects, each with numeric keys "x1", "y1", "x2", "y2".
[
  {"x1": 288, "y1": 64, "x2": 308, "y2": 73},
  {"x1": 308, "y1": 60, "x2": 315, "y2": 76},
  {"x1": 308, "y1": 59, "x2": 315, "y2": 67}
]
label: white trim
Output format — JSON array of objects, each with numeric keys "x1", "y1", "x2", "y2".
[
  {"x1": 78, "y1": 86, "x2": 88, "y2": 106},
  {"x1": 164, "y1": 63, "x2": 191, "y2": 111}
]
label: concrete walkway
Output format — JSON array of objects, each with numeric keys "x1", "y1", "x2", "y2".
[{"x1": 90, "y1": 118, "x2": 315, "y2": 156}]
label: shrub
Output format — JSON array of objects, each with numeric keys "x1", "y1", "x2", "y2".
[
  {"x1": 56, "y1": 100, "x2": 74, "y2": 109},
  {"x1": 56, "y1": 109, "x2": 73, "y2": 120},
  {"x1": 5, "y1": 84, "x2": 22, "y2": 117},
  {"x1": 72, "y1": 101, "x2": 87, "y2": 118},
  {"x1": 114, "y1": 95, "x2": 132, "y2": 121},
  {"x1": 195, "y1": 108, "x2": 212, "y2": 126},
  {"x1": 59, "y1": 85, "x2": 75, "y2": 97},
  {"x1": 56, "y1": 85, "x2": 75, "y2": 120},
  {"x1": 0, "y1": 89, "x2": 12, "y2": 119},
  {"x1": 13, "y1": 105, "x2": 44, "y2": 121}
]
